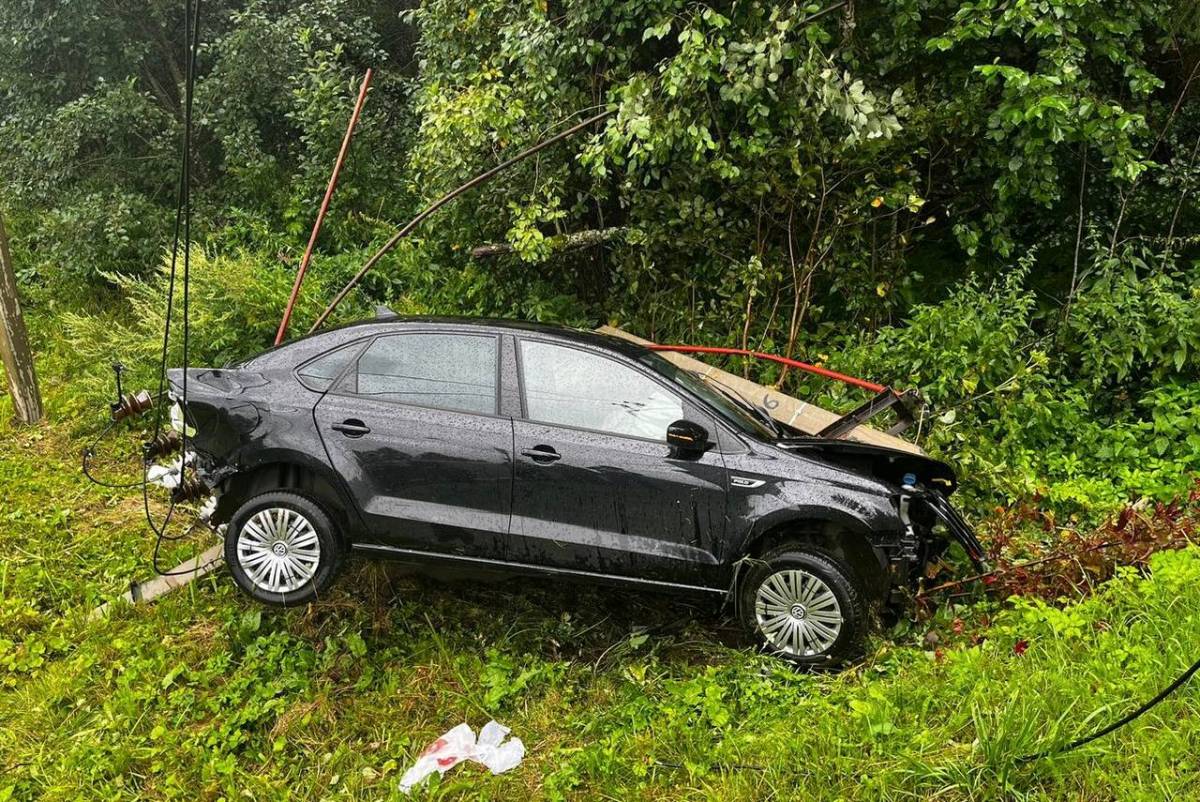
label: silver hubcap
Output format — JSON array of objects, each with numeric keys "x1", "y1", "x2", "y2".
[
  {"x1": 755, "y1": 568, "x2": 843, "y2": 656},
  {"x1": 236, "y1": 508, "x2": 322, "y2": 594}
]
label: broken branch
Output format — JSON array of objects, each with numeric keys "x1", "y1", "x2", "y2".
[{"x1": 470, "y1": 227, "x2": 625, "y2": 259}]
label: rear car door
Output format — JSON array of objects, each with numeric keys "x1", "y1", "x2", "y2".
[
  {"x1": 313, "y1": 330, "x2": 513, "y2": 558},
  {"x1": 508, "y1": 337, "x2": 728, "y2": 586}
]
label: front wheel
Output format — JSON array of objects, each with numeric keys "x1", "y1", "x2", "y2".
[
  {"x1": 225, "y1": 491, "x2": 342, "y2": 607},
  {"x1": 737, "y1": 545, "x2": 868, "y2": 668}
]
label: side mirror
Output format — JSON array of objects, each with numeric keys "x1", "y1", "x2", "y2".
[{"x1": 666, "y1": 419, "x2": 709, "y2": 457}]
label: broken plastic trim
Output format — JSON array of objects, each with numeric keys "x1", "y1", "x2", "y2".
[{"x1": 922, "y1": 490, "x2": 988, "y2": 570}]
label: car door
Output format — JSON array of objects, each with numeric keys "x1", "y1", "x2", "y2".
[
  {"x1": 508, "y1": 337, "x2": 728, "y2": 586},
  {"x1": 313, "y1": 330, "x2": 513, "y2": 558}
]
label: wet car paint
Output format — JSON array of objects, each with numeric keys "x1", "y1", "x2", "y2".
[
  {"x1": 169, "y1": 316, "x2": 974, "y2": 599},
  {"x1": 507, "y1": 416, "x2": 727, "y2": 585},
  {"x1": 315, "y1": 388, "x2": 515, "y2": 558}
]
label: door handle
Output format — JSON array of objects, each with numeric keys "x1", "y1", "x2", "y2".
[
  {"x1": 331, "y1": 418, "x2": 371, "y2": 437},
  {"x1": 521, "y1": 445, "x2": 561, "y2": 463}
]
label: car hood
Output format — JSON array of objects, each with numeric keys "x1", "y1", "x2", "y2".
[{"x1": 773, "y1": 437, "x2": 957, "y2": 494}]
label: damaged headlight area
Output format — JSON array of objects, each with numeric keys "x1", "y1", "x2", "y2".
[{"x1": 897, "y1": 472, "x2": 988, "y2": 571}]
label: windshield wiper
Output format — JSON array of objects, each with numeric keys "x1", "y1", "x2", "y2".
[{"x1": 692, "y1": 372, "x2": 785, "y2": 438}]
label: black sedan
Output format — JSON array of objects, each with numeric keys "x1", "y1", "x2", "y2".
[{"x1": 169, "y1": 315, "x2": 980, "y2": 667}]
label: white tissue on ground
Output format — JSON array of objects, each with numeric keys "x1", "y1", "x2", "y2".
[{"x1": 398, "y1": 720, "x2": 525, "y2": 793}]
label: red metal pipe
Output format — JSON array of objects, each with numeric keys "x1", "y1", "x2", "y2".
[
  {"x1": 275, "y1": 68, "x2": 374, "y2": 346},
  {"x1": 647, "y1": 344, "x2": 887, "y2": 394}
]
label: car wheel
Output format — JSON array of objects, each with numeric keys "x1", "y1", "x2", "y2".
[
  {"x1": 225, "y1": 491, "x2": 342, "y2": 607},
  {"x1": 737, "y1": 545, "x2": 867, "y2": 668}
]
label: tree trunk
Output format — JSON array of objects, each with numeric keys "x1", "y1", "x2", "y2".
[{"x1": 0, "y1": 210, "x2": 44, "y2": 425}]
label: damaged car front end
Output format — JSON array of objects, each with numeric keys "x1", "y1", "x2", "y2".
[{"x1": 772, "y1": 438, "x2": 988, "y2": 596}]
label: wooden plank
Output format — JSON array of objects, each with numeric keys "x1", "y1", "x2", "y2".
[
  {"x1": 91, "y1": 544, "x2": 224, "y2": 619},
  {"x1": 599, "y1": 326, "x2": 924, "y2": 455},
  {"x1": 0, "y1": 210, "x2": 43, "y2": 425}
]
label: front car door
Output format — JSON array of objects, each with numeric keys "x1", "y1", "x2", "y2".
[
  {"x1": 507, "y1": 337, "x2": 728, "y2": 586},
  {"x1": 313, "y1": 329, "x2": 513, "y2": 558}
]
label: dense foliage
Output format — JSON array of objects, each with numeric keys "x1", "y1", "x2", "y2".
[
  {"x1": 3, "y1": 4, "x2": 1200, "y2": 799},
  {"x1": 0, "y1": 0, "x2": 416, "y2": 292},
  {"x1": 1, "y1": 1, "x2": 1198, "y2": 514}
]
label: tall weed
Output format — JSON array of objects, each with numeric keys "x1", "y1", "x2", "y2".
[{"x1": 58, "y1": 247, "x2": 366, "y2": 410}]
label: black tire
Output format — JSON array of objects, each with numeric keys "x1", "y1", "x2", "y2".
[
  {"x1": 737, "y1": 545, "x2": 868, "y2": 668},
  {"x1": 225, "y1": 491, "x2": 342, "y2": 607}
]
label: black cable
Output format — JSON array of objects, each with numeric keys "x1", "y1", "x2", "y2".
[
  {"x1": 142, "y1": 0, "x2": 203, "y2": 563},
  {"x1": 152, "y1": 518, "x2": 217, "y2": 576},
  {"x1": 141, "y1": 0, "x2": 191, "y2": 537},
  {"x1": 80, "y1": 388, "x2": 181, "y2": 490},
  {"x1": 1021, "y1": 654, "x2": 1200, "y2": 762},
  {"x1": 148, "y1": 3, "x2": 192, "y2": 450},
  {"x1": 180, "y1": 0, "x2": 197, "y2": 480},
  {"x1": 82, "y1": 418, "x2": 132, "y2": 488},
  {"x1": 83, "y1": 457, "x2": 143, "y2": 490},
  {"x1": 150, "y1": 0, "x2": 210, "y2": 577}
]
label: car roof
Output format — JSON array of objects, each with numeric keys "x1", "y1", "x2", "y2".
[
  {"x1": 369, "y1": 314, "x2": 648, "y2": 352},
  {"x1": 253, "y1": 315, "x2": 653, "y2": 367}
]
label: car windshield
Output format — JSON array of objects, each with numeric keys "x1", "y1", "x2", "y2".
[{"x1": 638, "y1": 352, "x2": 779, "y2": 440}]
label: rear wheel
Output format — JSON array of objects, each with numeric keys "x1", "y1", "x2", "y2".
[
  {"x1": 225, "y1": 491, "x2": 341, "y2": 607},
  {"x1": 737, "y1": 545, "x2": 867, "y2": 668}
]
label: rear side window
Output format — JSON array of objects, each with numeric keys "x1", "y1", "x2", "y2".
[
  {"x1": 296, "y1": 343, "x2": 360, "y2": 391},
  {"x1": 519, "y1": 340, "x2": 682, "y2": 440},
  {"x1": 342, "y1": 333, "x2": 498, "y2": 415}
]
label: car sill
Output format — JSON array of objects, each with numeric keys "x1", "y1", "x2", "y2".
[{"x1": 350, "y1": 543, "x2": 727, "y2": 596}]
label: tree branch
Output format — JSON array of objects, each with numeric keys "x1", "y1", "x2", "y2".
[{"x1": 470, "y1": 227, "x2": 625, "y2": 259}]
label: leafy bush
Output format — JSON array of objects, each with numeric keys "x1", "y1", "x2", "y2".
[
  {"x1": 1062, "y1": 258, "x2": 1200, "y2": 389},
  {"x1": 816, "y1": 266, "x2": 1200, "y2": 518}
]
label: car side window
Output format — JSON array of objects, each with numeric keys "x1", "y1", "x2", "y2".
[
  {"x1": 296, "y1": 343, "x2": 361, "y2": 392},
  {"x1": 519, "y1": 340, "x2": 683, "y2": 440},
  {"x1": 342, "y1": 333, "x2": 498, "y2": 415}
]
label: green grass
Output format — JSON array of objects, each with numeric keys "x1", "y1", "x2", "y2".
[{"x1": 2, "y1": 348, "x2": 1200, "y2": 801}]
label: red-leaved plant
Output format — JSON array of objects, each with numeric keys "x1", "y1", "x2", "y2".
[{"x1": 922, "y1": 480, "x2": 1200, "y2": 604}]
